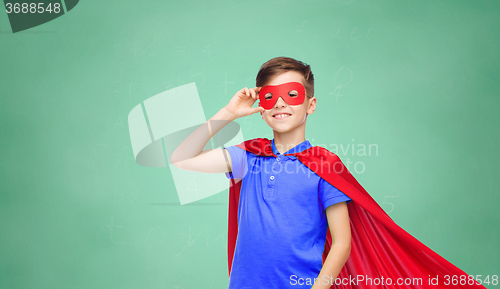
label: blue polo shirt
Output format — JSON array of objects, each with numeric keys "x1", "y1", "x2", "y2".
[{"x1": 224, "y1": 139, "x2": 351, "y2": 289}]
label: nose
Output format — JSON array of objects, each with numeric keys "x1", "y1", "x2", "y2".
[{"x1": 274, "y1": 96, "x2": 287, "y2": 108}]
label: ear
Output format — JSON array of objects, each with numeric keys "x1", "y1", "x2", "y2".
[
  {"x1": 306, "y1": 97, "x2": 317, "y2": 114},
  {"x1": 259, "y1": 102, "x2": 264, "y2": 118}
]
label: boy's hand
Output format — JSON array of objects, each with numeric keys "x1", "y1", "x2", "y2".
[{"x1": 223, "y1": 87, "x2": 265, "y2": 120}]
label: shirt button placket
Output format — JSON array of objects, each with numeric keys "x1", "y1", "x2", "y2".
[
  {"x1": 265, "y1": 157, "x2": 280, "y2": 199},
  {"x1": 265, "y1": 175, "x2": 275, "y2": 198}
]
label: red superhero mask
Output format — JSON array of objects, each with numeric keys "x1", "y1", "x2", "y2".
[{"x1": 258, "y1": 82, "x2": 306, "y2": 110}]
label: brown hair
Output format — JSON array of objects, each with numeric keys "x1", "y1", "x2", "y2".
[{"x1": 256, "y1": 56, "x2": 314, "y2": 98}]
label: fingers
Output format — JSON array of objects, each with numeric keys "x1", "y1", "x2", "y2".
[
  {"x1": 242, "y1": 87, "x2": 256, "y2": 101},
  {"x1": 250, "y1": 86, "x2": 261, "y2": 101},
  {"x1": 240, "y1": 86, "x2": 262, "y2": 101},
  {"x1": 251, "y1": 106, "x2": 265, "y2": 114},
  {"x1": 250, "y1": 87, "x2": 256, "y2": 100}
]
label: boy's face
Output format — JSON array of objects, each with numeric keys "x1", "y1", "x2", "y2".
[{"x1": 259, "y1": 71, "x2": 316, "y2": 134}]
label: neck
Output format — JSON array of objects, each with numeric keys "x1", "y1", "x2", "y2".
[{"x1": 272, "y1": 125, "x2": 307, "y2": 155}]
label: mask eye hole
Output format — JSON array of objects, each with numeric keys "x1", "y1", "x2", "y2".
[
  {"x1": 288, "y1": 90, "x2": 298, "y2": 97},
  {"x1": 264, "y1": 92, "x2": 273, "y2": 100}
]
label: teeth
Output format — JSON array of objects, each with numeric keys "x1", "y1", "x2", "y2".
[{"x1": 274, "y1": 114, "x2": 290, "y2": 118}]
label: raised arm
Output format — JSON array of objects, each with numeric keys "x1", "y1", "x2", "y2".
[{"x1": 169, "y1": 86, "x2": 264, "y2": 174}]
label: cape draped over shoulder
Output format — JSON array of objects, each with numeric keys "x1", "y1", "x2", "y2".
[{"x1": 227, "y1": 138, "x2": 485, "y2": 289}]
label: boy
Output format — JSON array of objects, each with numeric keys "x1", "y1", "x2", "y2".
[
  {"x1": 171, "y1": 57, "x2": 350, "y2": 288},
  {"x1": 170, "y1": 57, "x2": 487, "y2": 289}
]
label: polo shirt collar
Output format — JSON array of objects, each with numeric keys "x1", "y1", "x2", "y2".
[{"x1": 271, "y1": 139, "x2": 312, "y2": 160}]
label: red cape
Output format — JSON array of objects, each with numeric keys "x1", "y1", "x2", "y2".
[{"x1": 227, "y1": 138, "x2": 486, "y2": 288}]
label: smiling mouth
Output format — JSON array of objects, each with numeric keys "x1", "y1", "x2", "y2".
[{"x1": 273, "y1": 113, "x2": 291, "y2": 120}]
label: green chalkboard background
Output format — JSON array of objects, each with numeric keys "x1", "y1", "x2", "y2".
[{"x1": 1, "y1": 0, "x2": 499, "y2": 288}]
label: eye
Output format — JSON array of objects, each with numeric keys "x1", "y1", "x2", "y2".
[
  {"x1": 288, "y1": 90, "x2": 298, "y2": 97},
  {"x1": 265, "y1": 92, "x2": 273, "y2": 100}
]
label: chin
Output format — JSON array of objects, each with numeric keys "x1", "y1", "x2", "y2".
[
  {"x1": 268, "y1": 123, "x2": 297, "y2": 133},
  {"x1": 271, "y1": 128, "x2": 289, "y2": 134}
]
